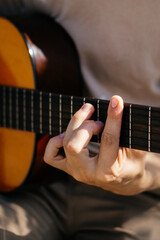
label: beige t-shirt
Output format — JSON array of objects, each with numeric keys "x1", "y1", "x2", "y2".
[{"x1": 1, "y1": 0, "x2": 160, "y2": 107}]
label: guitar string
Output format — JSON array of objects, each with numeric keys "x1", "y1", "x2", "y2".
[
  {"x1": 2, "y1": 110, "x2": 160, "y2": 141},
  {"x1": 1, "y1": 87, "x2": 160, "y2": 151},
  {"x1": 3, "y1": 95, "x2": 159, "y2": 131},
  {"x1": 3, "y1": 88, "x2": 160, "y2": 126},
  {"x1": 2, "y1": 104, "x2": 160, "y2": 138},
  {"x1": 1, "y1": 115, "x2": 159, "y2": 152},
  {"x1": 2, "y1": 85, "x2": 160, "y2": 113},
  {"x1": 39, "y1": 91, "x2": 43, "y2": 134}
]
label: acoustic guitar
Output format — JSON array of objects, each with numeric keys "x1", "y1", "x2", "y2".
[
  {"x1": 0, "y1": 13, "x2": 82, "y2": 192},
  {"x1": 0, "y1": 14, "x2": 160, "y2": 192}
]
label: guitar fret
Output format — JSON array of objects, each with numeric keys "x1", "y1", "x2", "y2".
[
  {"x1": 59, "y1": 94, "x2": 62, "y2": 134},
  {"x1": 71, "y1": 96, "x2": 73, "y2": 118},
  {"x1": 31, "y1": 90, "x2": 34, "y2": 132},
  {"x1": 23, "y1": 89, "x2": 26, "y2": 131},
  {"x1": 3, "y1": 86, "x2": 6, "y2": 127},
  {"x1": 16, "y1": 88, "x2": 19, "y2": 129},
  {"x1": 129, "y1": 104, "x2": 132, "y2": 148},
  {"x1": 49, "y1": 93, "x2": 52, "y2": 135},
  {"x1": 148, "y1": 107, "x2": 151, "y2": 152},
  {"x1": 84, "y1": 97, "x2": 98, "y2": 143},
  {"x1": 97, "y1": 99, "x2": 100, "y2": 143},
  {"x1": 9, "y1": 87, "x2": 12, "y2": 128},
  {"x1": 39, "y1": 92, "x2": 43, "y2": 134},
  {"x1": 83, "y1": 97, "x2": 86, "y2": 105}
]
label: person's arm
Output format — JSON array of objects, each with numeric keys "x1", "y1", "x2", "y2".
[{"x1": 44, "y1": 95, "x2": 160, "y2": 196}]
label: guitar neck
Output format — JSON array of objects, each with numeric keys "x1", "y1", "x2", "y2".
[{"x1": 0, "y1": 85, "x2": 160, "y2": 153}]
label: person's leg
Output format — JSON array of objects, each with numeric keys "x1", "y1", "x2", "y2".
[
  {"x1": 67, "y1": 178, "x2": 160, "y2": 240},
  {"x1": 0, "y1": 180, "x2": 69, "y2": 240}
]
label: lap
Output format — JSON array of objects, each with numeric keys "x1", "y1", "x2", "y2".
[
  {"x1": 67, "y1": 180, "x2": 160, "y2": 240},
  {"x1": 0, "y1": 181, "x2": 67, "y2": 240},
  {"x1": 0, "y1": 177, "x2": 160, "y2": 240}
]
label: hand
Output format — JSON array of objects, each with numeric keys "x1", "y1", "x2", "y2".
[{"x1": 44, "y1": 95, "x2": 156, "y2": 195}]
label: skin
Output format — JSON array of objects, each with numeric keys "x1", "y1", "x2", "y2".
[{"x1": 44, "y1": 95, "x2": 160, "y2": 196}]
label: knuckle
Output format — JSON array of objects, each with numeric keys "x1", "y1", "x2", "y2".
[
  {"x1": 82, "y1": 120, "x2": 94, "y2": 131},
  {"x1": 95, "y1": 168, "x2": 117, "y2": 186},
  {"x1": 84, "y1": 119, "x2": 94, "y2": 125},
  {"x1": 47, "y1": 137, "x2": 54, "y2": 145},
  {"x1": 64, "y1": 141, "x2": 80, "y2": 154},
  {"x1": 95, "y1": 170, "x2": 104, "y2": 185},
  {"x1": 43, "y1": 154, "x2": 50, "y2": 164},
  {"x1": 95, "y1": 172, "x2": 105, "y2": 185},
  {"x1": 82, "y1": 120, "x2": 91, "y2": 128},
  {"x1": 72, "y1": 113, "x2": 80, "y2": 121},
  {"x1": 136, "y1": 170, "x2": 144, "y2": 179},
  {"x1": 72, "y1": 111, "x2": 84, "y2": 122},
  {"x1": 43, "y1": 156, "x2": 47, "y2": 163},
  {"x1": 101, "y1": 131, "x2": 118, "y2": 145}
]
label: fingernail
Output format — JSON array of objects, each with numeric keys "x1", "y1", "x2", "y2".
[
  {"x1": 95, "y1": 120, "x2": 104, "y2": 126},
  {"x1": 81, "y1": 103, "x2": 92, "y2": 112},
  {"x1": 60, "y1": 132, "x2": 65, "y2": 139},
  {"x1": 111, "y1": 98, "x2": 118, "y2": 109}
]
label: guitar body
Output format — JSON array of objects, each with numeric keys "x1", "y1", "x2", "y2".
[{"x1": 0, "y1": 14, "x2": 82, "y2": 192}]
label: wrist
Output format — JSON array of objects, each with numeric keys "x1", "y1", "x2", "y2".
[{"x1": 140, "y1": 153, "x2": 160, "y2": 192}]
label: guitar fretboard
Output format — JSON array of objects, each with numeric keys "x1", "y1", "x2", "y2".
[{"x1": 0, "y1": 85, "x2": 160, "y2": 153}]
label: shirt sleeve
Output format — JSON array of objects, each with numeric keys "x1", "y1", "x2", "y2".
[
  {"x1": 0, "y1": 0, "x2": 64, "y2": 18},
  {"x1": 0, "y1": 0, "x2": 26, "y2": 15}
]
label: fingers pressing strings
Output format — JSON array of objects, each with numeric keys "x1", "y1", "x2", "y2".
[{"x1": 44, "y1": 103, "x2": 104, "y2": 177}]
